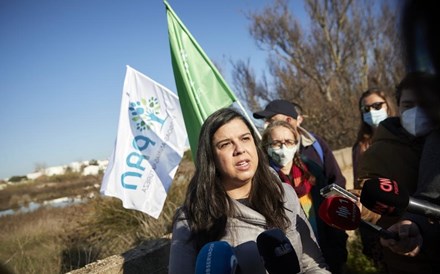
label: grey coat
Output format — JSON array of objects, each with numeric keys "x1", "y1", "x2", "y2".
[{"x1": 168, "y1": 183, "x2": 330, "y2": 274}]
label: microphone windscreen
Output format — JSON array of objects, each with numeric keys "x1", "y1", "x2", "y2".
[
  {"x1": 360, "y1": 178, "x2": 409, "y2": 216},
  {"x1": 256, "y1": 228, "x2": 300, "y2": 274},
  {"x1": 318, "y1": 196, "x2": 360, "y2": 230},
  {"x1": 195, "y1": 241, "x2": 238, "y2": 274}
]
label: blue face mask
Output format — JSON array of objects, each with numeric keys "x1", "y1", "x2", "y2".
[
  {"x1": 363, "y1": 108, "x2": 388, "y2": 127},
  {"x1": 401, "y1": 107, "x2": 434, "y2": 137}
]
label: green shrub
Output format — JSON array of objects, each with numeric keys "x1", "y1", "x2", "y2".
[
  {"x1": 346, "y1": 231, "x2": 382, "y2": 274},
  {"x1": 8, "y1": 176, "x2": 28, "y2": 183}
]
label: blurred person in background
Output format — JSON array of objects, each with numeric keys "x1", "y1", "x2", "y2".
[
  {"x1": 262, "y1": 120, "x2": 348, "y2": 274},
  {"x1": 352, "y1": 88, "x2": 397, "y2": 189},
  {"x1": 253, "y1": 99, "x2": 346, "y2": 190},
  {"x1": 379, "y1": 1, "x2": 440, "y2": 266},
  {"x1": 350, "y1": 88, "x2": 397, "y2": 268},
  {"x1": 357, "y1": 72, "x2": 438, "y2": 273}
]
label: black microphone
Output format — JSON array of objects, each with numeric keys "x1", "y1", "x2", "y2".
[
  {"x1": 195, "y1": 241, "x2": 238, "y2": 274},
  {"x1": 360, "y1": 178, "x2": 440, "y2": 220},
  {"x1": 256, "y1": 228, "x2": 301, "y2": 274}
]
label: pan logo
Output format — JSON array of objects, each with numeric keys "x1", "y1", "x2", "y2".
[{"x1": 129, "y1": 97, "x2": 165, "y2": 131}]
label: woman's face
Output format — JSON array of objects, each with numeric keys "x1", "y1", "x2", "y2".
[
  {"x1": 361, "y1": 94, "x2": 388, "y2": 114},
  {"x1": 212, "y1": 118, "x2": 258, "y2": 196},
  {"x1": 268, "y1": 126, "x2": 297, "y2": 147}
]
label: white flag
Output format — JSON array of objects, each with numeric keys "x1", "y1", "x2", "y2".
[{"x1": 101, "y1": 66, "x2": 188, "y2": 219}]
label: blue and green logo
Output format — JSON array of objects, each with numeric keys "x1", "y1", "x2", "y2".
[{"x1": 129, "y1": 97, "x2": 165, "y2": 131}]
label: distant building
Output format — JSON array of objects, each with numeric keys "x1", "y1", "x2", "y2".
[{"x1": 5, "y1": 159, "x2": 109, "y2": 182}]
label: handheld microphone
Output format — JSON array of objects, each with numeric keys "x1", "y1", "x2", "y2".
[
  {"x1": 318, "y1": 196, "x2": 360, "y2": 230},
  {"x1": 360, "y1": 178, "x2": 440, "y2": 220},
  {"x1": 256, "y1": 228, "x2": 301, "y2": 274},
  {"x1": 195, "y1": 241, "x2": 238, "y2": 274},
  {"x1": 318, "y1": 196, "x2": 399, "y2": 241}
]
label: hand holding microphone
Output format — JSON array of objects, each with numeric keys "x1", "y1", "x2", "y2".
[
  {"x1": 256, "y1": 228, "x2": 301, "y2": 274},
  {"x1": 360, "y1": 177, "x2": 440, "y2": 220},
  {"x1": 379, "y1": 219, "x2": 423, "y2": 257}
]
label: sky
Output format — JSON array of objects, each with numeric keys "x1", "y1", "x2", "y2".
[{"x1": 0, "y1": 0, "x2": 307, "y2": 180}]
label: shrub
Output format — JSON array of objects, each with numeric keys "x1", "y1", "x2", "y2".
[
  {"x1": 8, "y1": 176, "x2": 28, "y2": 183},
  {"x1": 346, "y1": 231, "x2": 382, "y2": 274}
]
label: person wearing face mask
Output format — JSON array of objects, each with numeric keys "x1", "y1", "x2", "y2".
[
  {"x1": 350, "y1": 89, "x2": 397, "y2": 268},
  {"x1": 377, "y1": 2, "x2": 440, "y2": 268},
  {"x1": 379, "y1": 72, "x2": 440, "y2": 268},
  {"x1": 254, "y1": 100, "x2": 346, "y2": 192},
  {"x1": 262, "y1": 121, "x2": 348, "y2": 274},
  {"x1": 356, "y1": 72, "x2": 437, "y2": 274},
  {"x1": 352, "y1": 88, "x2": 397, "y2": 190}
]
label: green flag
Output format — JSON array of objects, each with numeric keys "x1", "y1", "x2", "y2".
[{"x1": 165, "y1": 1, "x2": 238, "y2": 159}]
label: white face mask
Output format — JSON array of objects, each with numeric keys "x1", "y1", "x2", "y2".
[
  {"x1": 363, "y1": 108, "x2": 388, "y2": 127},
  {"x1": 401, "y1": 107, "x2": 433, "y2": 137},
  {"x1": 267, "y1": 145, "x2": 297, "y2": 167}
]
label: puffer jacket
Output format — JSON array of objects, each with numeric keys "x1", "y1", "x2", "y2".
[{"x1": 168, "y1": 183, "x2": 330, "y2": 274}]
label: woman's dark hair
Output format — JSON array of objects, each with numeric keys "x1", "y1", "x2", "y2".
[
  {"x1": 262, "y1": 120, "x2": 315, "y2": 185},
  {"x1": 355, "y1": 88, "x2": 397, "y2": 150},
  {"x1": 176, "y1": 108, "x2": 290, "y2": 251}
]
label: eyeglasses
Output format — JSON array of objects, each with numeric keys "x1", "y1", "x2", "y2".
[
  {"x1": 361, "y1": 102, "x2": 386, "y2": 113},
  {"x1": 269, "y1": 139, "x2": 298, "y2": 149}
]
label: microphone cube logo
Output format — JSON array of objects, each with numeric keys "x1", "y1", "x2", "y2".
[
  {"x1": 378, "y1": 178, "x2": 399, "y2": 195},
  {"x1": 274, "y1": 242, "x2": 294, "y2": 257}
]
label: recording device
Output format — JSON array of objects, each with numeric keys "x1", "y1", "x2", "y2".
[
  {"x1": 360, "y1": 178, "x2": 440, "y2": 220},
  {"x1": 256, "y1": 228, "x2": 301, "y2": 274},
  {"x1": 195, "y1": 241, "x2": 238, "y2": 274},
  {"x1": 319, "y1": 196, "x2": 399, "y2": 240},
  {"x1": 320, "y1": 183, "x2": 358, "y2": 203}
]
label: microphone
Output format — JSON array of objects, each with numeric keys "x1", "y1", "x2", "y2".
[
  {"x1": 318, "y1": 196, "x2": 360, "y2": 230},
  {"x1": 360, "y1": 178, "x2": 440, "y2": 220},
  {"x1": 318, "y1": 196, "x2": 399, "y2": 240},
  {"x1": 195, "y1": 241, "x2": 238, "y2": 274},
  {"x1": 256, "y1": 228, "x2": 301, "y2": 274}
]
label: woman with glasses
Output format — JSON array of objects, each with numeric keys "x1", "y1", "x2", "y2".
[
  {"x1": 351, "y1": 88, "x2": 397, "y2": 270},
  {"x1": 352, "y1": 88, "x2": 397, "y2": 189},
  {"x1": 262, "y1": 120, "x2": 348, "y2": 274}
]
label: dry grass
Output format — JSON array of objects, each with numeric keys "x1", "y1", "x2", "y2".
[
  {"x1": 0, "y1": 156, "x2": 193, "y2": 274},
  {"x1": 0, "y1": 205, "x2": 88, "y2": 274}
]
